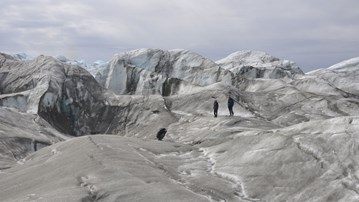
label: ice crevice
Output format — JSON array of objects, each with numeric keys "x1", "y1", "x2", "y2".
[
  {"x1": 123, "y1": 96, "x2": 133, "y2": 136},
  {"x1": 131, "y1": 145, "x2": 229, "y2": 201},
  {"x1": 78, "y1": 175, "x2": 109, "y2": 202},
  {"x1": 199, "y1": 147, "x2": 262, "y2": 202},
  {"x1": 87, "y1": 136, "x2": 103, "y2": 150}
]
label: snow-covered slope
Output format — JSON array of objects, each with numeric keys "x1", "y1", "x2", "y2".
[
  {"x1": 328, "y1": 57, "x2": 359, "y2": 71},
  {"x1": 0, "y1": 135, "x2": 244, "y2": 201},
  {"x1": 1, "y1": 50, "x2": 359, "y2": 201},
  {"x1": 305, "y1": 57, "x2": 359, "y2": 96},
  {"x1": 1, "y1": 106, "x2": 358, "y2": 201},
  {"x1": 217, "y1": 51, "x2": 304, "y2": 79}
]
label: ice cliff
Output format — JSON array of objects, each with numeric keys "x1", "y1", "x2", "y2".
[{"x1": 94, "y1": 49, "x2": 233, "y2": 96}]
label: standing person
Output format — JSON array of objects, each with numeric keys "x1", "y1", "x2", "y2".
[
  {"x1": 228, "y1": 96, "x2": 234, "y2": 116},
  {"x1": 213, "y1": 99, "x2": 219, "y2": 117}
]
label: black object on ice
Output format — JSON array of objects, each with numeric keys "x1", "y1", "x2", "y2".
[{"x1": 156, "y1": 128, "x2": 167, "y2": 141}]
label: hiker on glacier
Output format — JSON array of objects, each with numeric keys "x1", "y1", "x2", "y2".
[
  {"x1": 228, "y1": 95, "x2": 234, "y2": 116},
  {"x1": 213, "y1": 99, "x2": 219, "y2": 117}
]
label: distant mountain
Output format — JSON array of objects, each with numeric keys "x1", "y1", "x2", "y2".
[
  {"x1": 11, "y1": 52, "x2": 33, "y2": 61},
  {"x1": 55, "y1": 55, "x2": 109, "y2": 76}
]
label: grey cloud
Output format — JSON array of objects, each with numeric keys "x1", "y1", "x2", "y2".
[{"x1": 1, "y1": 0, "x2": 359, "y2": 72}]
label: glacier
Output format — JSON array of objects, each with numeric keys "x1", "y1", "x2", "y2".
[{"x1": 0, "y1": 49, "x2": 359, "y2": 201}]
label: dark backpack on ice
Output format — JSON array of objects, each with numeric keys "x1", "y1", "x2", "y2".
[
  {"x1": 156, "y1": 128, "x2": 167, "y2": 141},
  {"x1": 228, "y1": 97, "x2": 234, "y2": 107}
]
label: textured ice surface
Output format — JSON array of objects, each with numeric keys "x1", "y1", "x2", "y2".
[
  {"x1": 1, "y1": 51, "x2": 359, "y2": 201},
  {"x1": 217, "y1": 50, "x2": 304, "y2": 79}
]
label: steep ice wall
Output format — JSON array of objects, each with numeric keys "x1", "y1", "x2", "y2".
[
  {"x1": 217, "y1": 50, "x2": 304, "y2": 79},
  {"x1": 0, "y1": 54, "x2": 56, "y2": 113},
  {"x1": 96, "y1": 49, "x2": 233, "y2": 95},
  {"x1": 0, "y1": 54, "x2": 114, "y2": 135}
]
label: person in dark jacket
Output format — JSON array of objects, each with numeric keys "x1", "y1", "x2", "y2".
[
  {"x1": 213, "y1": 100, "x2": 219, "y2": 117},
  {"x1": 228, "y1": 96, "x2": 234, "y2": 116}
]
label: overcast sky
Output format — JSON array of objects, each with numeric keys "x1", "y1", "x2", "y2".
[{"x1": 1, "y1": 0, "x2": 358, "y2": 72}]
